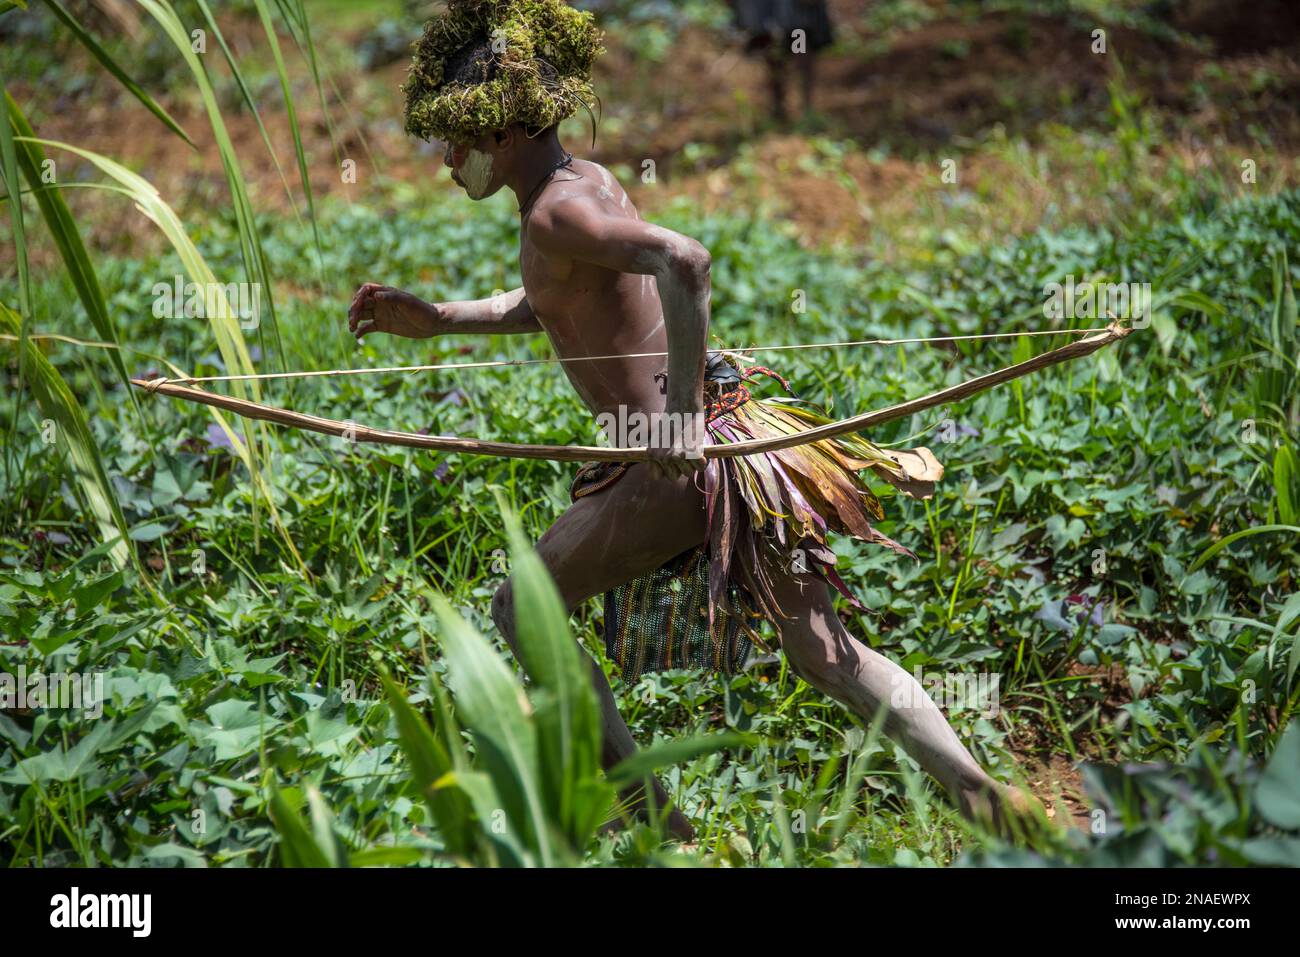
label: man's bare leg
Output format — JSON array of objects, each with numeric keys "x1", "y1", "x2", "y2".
[
  {"x1": 490, "y1": 463, "x2": 708, "y2": 841},
  {"x1": 766, "y1": 570, "x2": 1041, "y2": 831},
  {"x1": 798, "y1": 52, "x2": 817, "y2": 119},
  {"x1": 766, "y1": 48, "x2": 788, "y2": 123}
]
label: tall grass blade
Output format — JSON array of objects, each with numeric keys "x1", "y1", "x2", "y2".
[
  {"x1": 22, "y1": 139, "x2": 261, "y2": 402},
  {"x1": 252, "y1": 0, "x2": 322, "y2": 269},
  {"x1": 5, "y1": 94, "x2": 131, "y2": 391},
  {"x1": 605, "y1": 732, "x2": 747, "y2": 789},
  {"x1": 193, "y1": 0, "x2": 300, "y2": 215},
  {"x1": 1191, "y1": 525, "x2": 1300, "y2": 571},
  {"x1": 40, "y1": 0, "x2": 195, "y2": 148},
  {"x1": 0, "y1": 81, "x2": 31, "y2": 323},
  {"x1": 136, "y1": 0, "x2": 286, "y2": 366},
  {"x1": 266, "y1": 781, "x2": 333, "y2": 867},
  {"x1": 0, "y1": 303, "x2": 132, "y2": 569},
  {"x1": 19, "y1": 137, "x2": 313, "y2": 573}
]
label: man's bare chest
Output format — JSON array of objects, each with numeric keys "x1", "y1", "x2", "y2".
[
  {"x1": 518, "y1": 234, "x2": 570, "y2": 308},
  {"x1": 517, "y1": 235, "x2": 615, "y2": 326}
]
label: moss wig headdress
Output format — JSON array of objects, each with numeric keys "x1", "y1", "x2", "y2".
[{"x1": 403, "y1": 0, "x2": 604, "y2": 144}]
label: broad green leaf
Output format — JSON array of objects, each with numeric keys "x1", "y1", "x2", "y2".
[
  {"x1": 1270, "y1": 592, "x2": 1300, "y2": 686},
  {"x1": 198, "y1": 699, "x2": 280, "y2": 761},
  {"x1": 348, "y1": 847, "x2": 426, "y2": 868},
  {"x1": 431, "y1": 592, "x2": 555, "y2": 864},
  {"x1": 0, "y1": 720, "x2": 115, "y2": 784},
  {"x1": 306, "y1": 785, "x2": 345, "y2": 868},
  {"x1": 1274, "y1": 443, "x2": 1298, "y2": 526},
  {"x1": 382, "y1": 673, "x2": 477, "y2": 859},
  {"x1": 1238, "y1": 836, "x2": 1300, "y2": 867},
  {"x1": 1255, "y1": 721, "x2": 1300, "y2": 830},
  {"x1": 500, "y1": 499, "x2": 604, "y2": 846},
  {"x1": 436, "y1": 767, "x2": 528, "y2": 867}
]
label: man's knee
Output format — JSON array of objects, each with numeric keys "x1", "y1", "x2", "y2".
[
  {"x1": 779, "y1": 621, "x2": 861, "y2": 701},
  {"x1": 785, "y1": 642, "x2": 833, "y2": 689}
]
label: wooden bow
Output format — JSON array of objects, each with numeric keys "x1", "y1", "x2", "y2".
[{"x1": 132, "y1": 324, "x2": 1133, "y2": 462}]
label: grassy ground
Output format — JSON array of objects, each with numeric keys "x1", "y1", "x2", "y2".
[{"x1": 1, "y1": 0, "x2": 1298, "y2": 866}]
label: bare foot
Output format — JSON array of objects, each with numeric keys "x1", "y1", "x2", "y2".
[
  {"x1": 959, "y1": 782, "x2": 1047, "y2": 839},
  {"x1": 665, "y1": 807, "x2": 696, "y2": 844},
  {"x1": 603, "y1": 785, "x2": 696, "y2": 843}
]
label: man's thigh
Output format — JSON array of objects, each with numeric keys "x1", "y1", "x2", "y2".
[{"x1": 532, "y1": 462, "x2": 709, "y2": 610}]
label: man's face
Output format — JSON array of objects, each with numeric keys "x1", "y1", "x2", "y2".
[{"x1": 443, "y1": 132, "x2": 504, "y2": 200}]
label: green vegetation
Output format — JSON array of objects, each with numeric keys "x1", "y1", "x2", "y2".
[{"x1": 1, "y1": 0, "x2": 1297, "y2": 867}]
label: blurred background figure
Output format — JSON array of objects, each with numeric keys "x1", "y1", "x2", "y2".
[{"x1": 729, "y1": 0, "x2": 836, "y2": 123}]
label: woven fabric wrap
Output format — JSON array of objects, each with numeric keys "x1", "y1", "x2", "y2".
[
  {"x1": 570, "y1": 356, "x2": 944, "y2": 683},
  {"x1": 570, "y1": 462, "x2": 757, "y2": 684},
  {"x1": 602, "y1": 547, "x2": 757, "y2": 685}
]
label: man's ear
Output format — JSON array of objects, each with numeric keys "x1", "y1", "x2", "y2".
[{"x1": 491, "y1": 127, "x2": 515, "y2": 152}]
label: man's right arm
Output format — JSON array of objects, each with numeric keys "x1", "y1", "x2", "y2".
[
  {"x1": 439, "y1": 287, "x2": 541, "y2": 334},
  {"x1": 348, "y1": 283, "x2": 541, "y2": 341}
]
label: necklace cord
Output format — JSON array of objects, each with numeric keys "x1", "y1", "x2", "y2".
[{"x1": 518, "y1": 150, "x2": 574, "y2": 216}]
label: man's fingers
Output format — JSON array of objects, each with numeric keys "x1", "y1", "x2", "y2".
[
  {"x1": 351, "y1": 282, "x2": 381, "y2": 311},
  {"x1": 349, "y1": 284, "x2": 378, "y2": 330}
]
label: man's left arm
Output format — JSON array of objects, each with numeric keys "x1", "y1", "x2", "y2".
[{"x1": 530, "y1": 203, "x2": 711, "y2": 477}]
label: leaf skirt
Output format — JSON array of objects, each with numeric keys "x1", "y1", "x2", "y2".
[{"x1": 575, "y1": 374, "x2": 944, "y2": 681}]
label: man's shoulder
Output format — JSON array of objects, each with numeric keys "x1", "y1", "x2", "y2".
[
  {"x1": 528, "y1": 175, "x2": 621, "y2": 250},
  {"x1": 532, "y1": 161, "x2": 632, "y2": 226}
]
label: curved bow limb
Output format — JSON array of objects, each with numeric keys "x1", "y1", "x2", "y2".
[{"x1": 132, "y1": 323, "x2": 1133, "y2": 462}]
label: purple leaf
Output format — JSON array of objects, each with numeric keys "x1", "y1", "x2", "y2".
[
  {"x1": 1090, "y1": 601, "x2": 1105, "y2": 627},
  {"x1": 205, "y1": 423, "x2": 246, "y2": 452}
]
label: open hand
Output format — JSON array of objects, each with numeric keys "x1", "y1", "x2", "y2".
[{"x1": 348, "y1": 283, "x2": 439, "y2": 341}]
